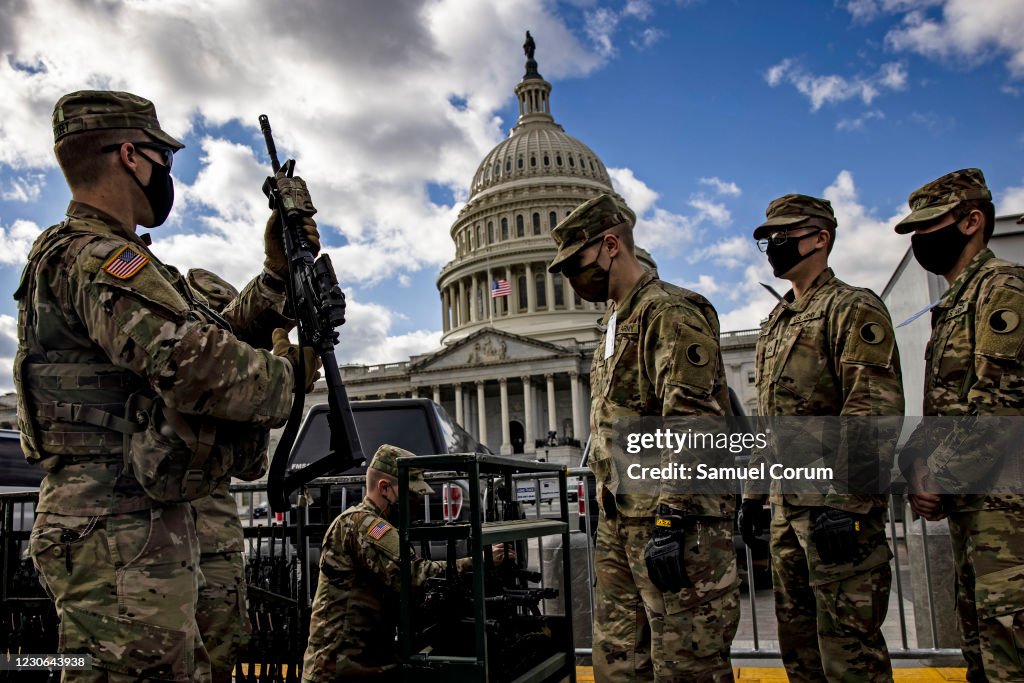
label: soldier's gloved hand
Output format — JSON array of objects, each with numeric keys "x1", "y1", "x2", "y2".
[
  {"x1": 811, "y1": 508, "x2": 862, "y2": 565},
  {"x1": 264, "y1": 209, "x2": 321, "y2": 279},
  {"x1": 738, "y1": 499, "x2": 766, "y2": 547},
  {"x1": 272, "y1": 328, "x2": 322, "y2": 392},
  {"x1": 644, "y1": 504, "x2": 691, "y2": 592}
]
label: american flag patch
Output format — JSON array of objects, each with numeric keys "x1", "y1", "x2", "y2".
[
  {"x1": 102, "y1": 245, "x2": 149, "y2": 279},
  {"x1": 367, "y1": 518, "x2": 392, "y2": 540}
]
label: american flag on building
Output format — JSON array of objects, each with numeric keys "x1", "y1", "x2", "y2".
[
  {"x1": 491, "y1": 278, "x2": 511, "y2": 298},
  {"x1": 102, "y1": 245, "x2": 149, "y2": 279}
]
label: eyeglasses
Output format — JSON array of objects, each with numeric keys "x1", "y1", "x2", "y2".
[
  {"x1": 756, "y1": 230, "x2": 820, "y2": 252},
  {"x1": 100, "y1": 141, "x2": 174, "y2": 170}
]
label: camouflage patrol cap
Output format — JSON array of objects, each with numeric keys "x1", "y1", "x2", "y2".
[
  {"x1": 369, "y1": 444, "x2": 435, "y2": 495},
  {"x1": 753, "y1": 194, "x2": 837, "y2": 240},
  {"x1": 52, "y1": 90, "x2": 185, "y2": 150},
  {"x1": 894, "y1": 168, "x2": 991, "y2": 234},
  {"x1": 548, "y1": 193, "x2": 635, "y2": 274}
]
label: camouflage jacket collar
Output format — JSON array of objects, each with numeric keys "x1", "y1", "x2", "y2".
[
  {"x1": 605, "y1": 270, "x2": 657, "y2": 324},
  {"x1": 936, "y1": 248, "x2": 994, "y2": 311},
  {"x1": 777, "y1": 267, "x2": 835, "y2": 315},
  {"x1": 65, "y1": 200, "x2": 144, "y2": 246}
]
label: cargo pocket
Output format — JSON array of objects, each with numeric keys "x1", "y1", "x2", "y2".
[
  {"x1": 662, "y1": 586, "x2": 740, "y2": 660},
  {"x1": 975, "y1": 566, "x2": 1024, "y2": 671},
  {"x1": 28, "y1": 514, "x2": 101, "y2": 600},
  {"x1": 60, "y1": 605, "x2": 190, "y2": 681}
]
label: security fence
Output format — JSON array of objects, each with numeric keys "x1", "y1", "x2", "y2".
[{"x1": 1, "y1": 468, "x2": 965, "y2": 680}]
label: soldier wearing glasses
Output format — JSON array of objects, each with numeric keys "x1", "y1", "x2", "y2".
[
  {"x1": 739, "y1": 194, "x2": 904, "y2": 682},
  {"x1": 15, "y1": 90, "x2": 320, "y2": 681}
]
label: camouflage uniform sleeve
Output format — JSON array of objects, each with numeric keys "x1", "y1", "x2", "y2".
[
  {"x1": 828, "y1": 295, "x2": 905, "y2": 511},
  {"x1": 67, "y1": 238, "x2": 294, "y2": 426},
  {"x1": 928, "y1": 273, "x2": 1024, "y2": 492},
  {"x1": 221, "y1": 274, "x2": 295, "y2": 350},
  {"x1": 352, "y1": 514, "x2": 446, "y2": 591},
  {"x1": 644, "y1": 301, "x2": 726, "y2": 417}
]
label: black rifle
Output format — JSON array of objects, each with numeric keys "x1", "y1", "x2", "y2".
[{"x1": 259, "y1": 115, "x2": 364, "y2": 512}]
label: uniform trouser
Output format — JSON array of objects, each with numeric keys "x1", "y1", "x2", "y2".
[
  {"x1": 770, "y1": 503, "x2": 893, "y2": 683},
  {"x1": 593, "y1": 503, "x2": 739, "y2": 683},
  {"x1": 196, "y1": 551, "x2": 250, "y2": 683},
  {"x1": 947, "y1": 507, "x2": 1024, "y2": 683},
  {"x1": 29, "y1": 505, "x2": 209, "y2": 682}
]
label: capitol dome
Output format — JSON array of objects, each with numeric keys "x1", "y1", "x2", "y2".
[{"x1": 437, "y1": 36, "x2": 655, "y2": 346}]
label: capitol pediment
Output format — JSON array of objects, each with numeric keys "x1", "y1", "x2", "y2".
[{"x1": 412, "y1": 328, "x2": 571, "y2": 372}]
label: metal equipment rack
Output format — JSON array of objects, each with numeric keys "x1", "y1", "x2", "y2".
[{"x1": 396, "y1": 454, "x2": 576, "y2": 683}]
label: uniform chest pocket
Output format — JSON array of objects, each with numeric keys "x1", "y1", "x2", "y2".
[
  {"x1": 771, "y1": 315, "x2": 828, "y2": 404},
  {"x1": 600, "y1": 325, "x2": 639, "y2": 404}
]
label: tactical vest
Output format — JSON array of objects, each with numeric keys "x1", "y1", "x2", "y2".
[{"x1": 14, "y1": 220, "x2": 266, "y2": 511}]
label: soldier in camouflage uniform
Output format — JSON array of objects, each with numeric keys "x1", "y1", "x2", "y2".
[
  {"x1": 15, "y1": 90, "x2": 321, "y2": 682},
  {"x1": 740, "y1": 195, "x2": 904, "y2": 682},
  {"x1": 302, "y1": 445, "x2": 509, "y2": 681},
  {"x1": 549, "y1": 194, "x2": 739, "y2": 682},
  {"x1": 895, "y1": 169, "x2": 1024, "y2": 682}
]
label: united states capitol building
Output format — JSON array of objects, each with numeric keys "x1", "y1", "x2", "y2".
[{"x1": 317, "y1": 38, "x2": 760, "y2": 465}]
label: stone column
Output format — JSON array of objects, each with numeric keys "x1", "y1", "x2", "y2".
[
  {"x1": 499, "y1": 378, "x2": 511, "y2": 455},
  {"x1": 442, "y1": 290, "x2": 450, "y2": 332},
  {"x1": 525, "y1": 262, "x2": 536, "y2": 313},
  {"x1": 476, "y1": 380, "x2": 488, "y2": 447},
  {"x1": 432, "y1": 384, "x2": 441, "y2": 405},
  {"x1": 457, "y1": 279, "x2": 466, "y2": 328},
  {"x1": 469, "y1": 276, "x2": 477, "y2": 323},
  {"x1": 569, "y1": 371, "x2": 581, "y2": 442},
  {"x1": 545, "y1": 271, "x2": 555, "y2": 311},
  {"x1": 505, "y1": 265, "x2": 513, "y2": 316},
  {"x1": 454, "y1": 383, "x2": 464, "y2": 426},
  {"x1": 545, "y1": 373, "x2": 557, "y2": 436},
  {"x1": 521, "y1": 376, "x2": 534, "y2": 454}
]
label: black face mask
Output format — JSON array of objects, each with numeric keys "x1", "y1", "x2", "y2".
[
  {"x1": 765, "y1": 232, "x2": 820, "y2": 278},
  {"x1": 911, "y1": 220, "x2": 971, "y2": 276},
  {"x1": 130, "y1": 154, "x2": 174, "y2": 227},
  {"x1": 568, "y1": 260, "x2": 611, "y2": 302}
]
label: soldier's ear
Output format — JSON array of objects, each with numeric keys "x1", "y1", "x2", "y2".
[{"x1": 962, "y1": 209, "x2": 984, "y2": 237}]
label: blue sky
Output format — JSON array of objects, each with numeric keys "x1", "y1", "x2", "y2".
[{"x1": 1, "y1": 0, "x2": 1023, "y2": 391}]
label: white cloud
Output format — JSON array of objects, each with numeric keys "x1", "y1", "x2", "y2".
[
  {"x1": 692, "y1": 236, "x2": 754, "y2": 269},
  {"x1": 884, "y1": 0, "x2": 1024, "y2": 78},
  {"x1": 0, "y1": 219, "x2": 41, "y2": 265},
  {"x1": 688, "y1": 198, "x2": 731, "y2": 226},
  {"x1": 334, "y1": 300, "x2": 441, "y2": 365},
  {"x1": 676, "y1": 274, "x2": 721, "y2": 296},
  {"x1": 765, "y1": 59, "x2": 908, "y2": 111},
  {"x1": 0, "y1": 1, "x2": 605, "y2": 289},
  {"x1": 608, "y1": 167, "x2": 660, "y2": 215},
  {"x1": 836, "y1": 109, "x2": 886, "y2": 131},
  {"x1": 631, "y1": 27, "x2": 666, "y2": 50},
  {"x1": 623, "y1": 0, "x2": 655, "y2": 20},
  {"x1": 844, "y1": 0, "x2": 944, "y2": 24},
  {"x1": 2, "y1": 174, "x2": 46, "y2": 202},
  {"x1": 699, "y1": 176, "x2": 741, "y2": 197},
  {"x1": 822, "y1": 170, "x2": 907, "y2": 292},
  {"x1": 1000, "y1": 182, "x2": 1024, "y2": 215},
  {"x1": 585, "y1": 8, "x2": 620, "y2": 57},
  {"x1": 638, "y1": 207, "x2": 699, "y2": 251}
]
